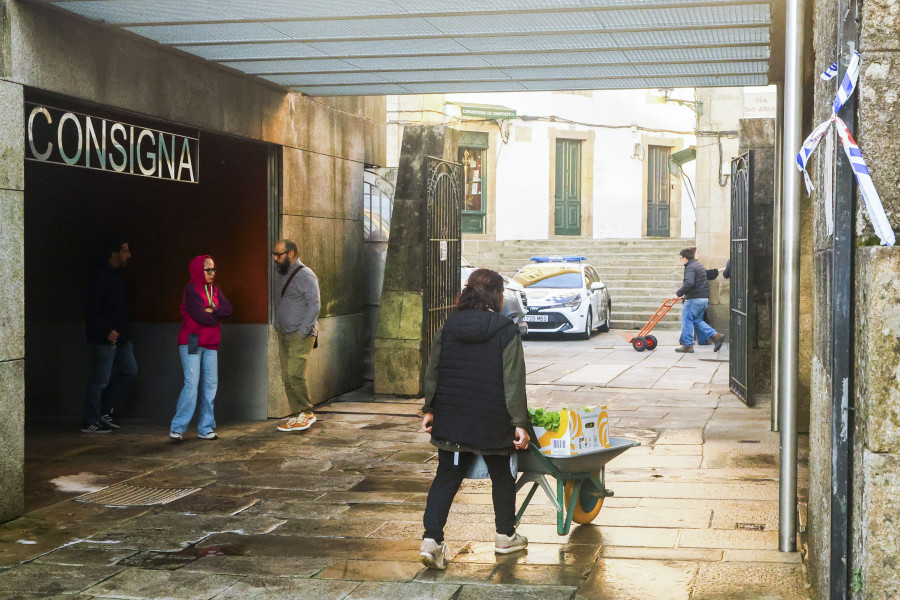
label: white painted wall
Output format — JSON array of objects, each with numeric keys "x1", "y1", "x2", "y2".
[{"x1": 445, "y1": 90, "x2": 698, "y2": 240}]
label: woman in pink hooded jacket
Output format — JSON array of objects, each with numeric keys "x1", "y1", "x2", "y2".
[{"x1": 170, "y1": 255, "x2": 233, "y2": 441}]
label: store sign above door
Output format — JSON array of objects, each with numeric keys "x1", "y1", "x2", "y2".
[
  {"x1": 458, "y1": 105, "x2": 516, "y2": 119},
  {"x1": 25, "y1": 103, "x2": 199, "y2": 183}
]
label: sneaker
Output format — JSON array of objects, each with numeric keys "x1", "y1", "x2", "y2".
[
  {"x1": 420, "y1": 538, "x2": 447, "y2": 570},
  {"x1": 277, "y1": 413, "x2": 316, "y2": 432},
  {"x1": 276, "y1": 416, "x2": 298, "y2": 432},
  {"x1": 100, "y1": 414, "x2": 122, "y2": 429},
  {"x1": 495, "y1": 532, "x2": 528, "y2": 554},
  {"x1": 712, "y1": 333, "x2": 726, "y2": 352},
  {"x1": 675, "y1": 345, "x2": 695, "y2": 353},
  {"x1": 198, "y1": 431, "x2": 219, "y2": 440},
  {"x1": 81, "y1": 422, "x2": 113, "y2": 434},
  {"x1": 169, "y1": 431, "x2": 184, "y2": 441}
]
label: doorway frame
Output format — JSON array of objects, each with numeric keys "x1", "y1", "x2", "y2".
[{"x1": 548, "y1": 128, "x2": 594, "y2": 239}]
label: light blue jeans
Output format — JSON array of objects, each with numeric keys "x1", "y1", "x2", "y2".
[
  {"x1": 680, "y1": 298, "x2": 717, "y2": 347},
  {"x1": 171, "y1": 345, "x2": 218, "y2": 436}
]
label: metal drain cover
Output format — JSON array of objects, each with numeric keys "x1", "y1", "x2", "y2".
[{"x1": 76, "y1": 483, "x2": 200, "y2": 507}]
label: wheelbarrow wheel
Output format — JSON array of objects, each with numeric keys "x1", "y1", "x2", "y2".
[
  {"x1": 632, "y1": 337, "x2": 646, "y2": 352},
  {"x1": 563, "y1": 471, "x2": 605, "y2": 524},
  {"x1": 645, "y1": 335, "x2": 658, "y2": 350}
]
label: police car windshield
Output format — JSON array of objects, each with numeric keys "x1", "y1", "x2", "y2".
[{"x1": 514, "y1": 266, "x2": 582, "y2": 289}]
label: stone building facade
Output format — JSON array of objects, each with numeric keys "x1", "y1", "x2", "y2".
[
  {"x1": 0, "y1": 0, "x2": 385, "y2": 522},
  {"x1": 807, "y1": 0, "x2": 900, "y2": 598}
]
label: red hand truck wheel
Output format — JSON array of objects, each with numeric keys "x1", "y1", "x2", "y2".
[
  {"x1": 645, "y1": 335, "x2": 658, "y2": 350},
  {"x1": 632, "y1": 337, "x2": 646, "y2": 352}
]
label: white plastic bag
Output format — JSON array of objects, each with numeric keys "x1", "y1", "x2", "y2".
[{"x1": 464, "y1": 452, "x2": 518, "y2": 479}]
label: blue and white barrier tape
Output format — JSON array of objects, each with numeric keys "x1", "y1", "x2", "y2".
[{"x1": 797, "y1": 51, "x2": 895, "y2": 246}]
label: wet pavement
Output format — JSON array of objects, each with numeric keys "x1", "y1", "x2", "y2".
[{"x1": 1, "y1": 330, "x2": 811, "y2": 599}]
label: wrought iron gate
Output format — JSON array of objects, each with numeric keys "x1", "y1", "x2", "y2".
[
  {"x1": 729, "y1": 152, "x2": 752, "y2": 405},
  {"x1": 424, "y1": 157, "x2": 462, "y2": 354}
]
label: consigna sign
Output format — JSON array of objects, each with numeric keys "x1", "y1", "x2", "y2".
[{"x1": 25, "y1": 103, "x2": 199, "y2": 183}]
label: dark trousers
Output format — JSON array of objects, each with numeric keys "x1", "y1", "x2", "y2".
[
  {"x1": 83, "y1": 341, "x2": 138, "y2": 426},
  {"x1": 423, "y1": 449, "x2": 517, "y2": 544}
]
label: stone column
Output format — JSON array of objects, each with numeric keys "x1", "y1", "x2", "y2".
[
  {"x1": 849, "y1": 5, "x2": 900, "y2": 594},
  {"x1": 0, "y1": 75, "x2": 25, "y2": 522},
  {"x1": 374, "y1": 125, "x2": 458, "y2": 396}
]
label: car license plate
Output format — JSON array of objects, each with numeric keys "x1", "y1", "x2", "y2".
[{"x1": 523, "y1": 315, "x2": 548, "y2": 322}]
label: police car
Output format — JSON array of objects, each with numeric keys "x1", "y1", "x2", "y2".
[{"x1": 513, "y1": 256, "x2": 612, "y2": 339}]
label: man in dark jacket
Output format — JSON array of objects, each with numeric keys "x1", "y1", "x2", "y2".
[
  {"x1": 82, "y1": 237, "x2": 138, "y2": 433},
  {"x1": 674, "y1": 248, "x2": 724, "y2": 353}
]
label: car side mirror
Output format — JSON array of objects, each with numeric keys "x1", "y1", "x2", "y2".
[{"x1": 590, "y1": 282, "x2": 605, "y2": 291}]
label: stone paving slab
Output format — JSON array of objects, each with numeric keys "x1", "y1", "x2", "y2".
[
  {"x1": 344, "y1": 582, "x2": 462, "y2": 600},
  {"x1": 574, "y1": 558, "x2": 697, "y2": 600},
  {"x1": 0, "y1": 564, "x2": 125, "y2": 595},
  {"x1": 4, "y1": 332, "x2": 813, "y2": 600}
]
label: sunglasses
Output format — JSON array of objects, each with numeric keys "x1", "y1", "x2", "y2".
[{"x1": 203, "y1": 268, "x2": 217, "y2": 274}]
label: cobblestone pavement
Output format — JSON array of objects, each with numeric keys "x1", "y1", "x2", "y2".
[{"x1": 0, "y1": 330, "x2": 811, "y2": 599}]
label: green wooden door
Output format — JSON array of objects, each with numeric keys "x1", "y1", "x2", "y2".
[{"x1": 555, "y1": 139, "x2": 581, "y2": 236}]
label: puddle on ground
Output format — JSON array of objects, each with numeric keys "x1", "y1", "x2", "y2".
[
  {"x1": 728, "y1": 454, "x2": 777, "y2": 468},
  {"x1": 48, "y1": 472, "x2": 106, "y2": 494}
]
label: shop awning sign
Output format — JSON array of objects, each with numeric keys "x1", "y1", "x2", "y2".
[
  {"x1": 25, "y1": 103, "x2": 199, "y2": 183},
  {"x1": 451, "y1": 103, "x2": 517, "y2": 119}
]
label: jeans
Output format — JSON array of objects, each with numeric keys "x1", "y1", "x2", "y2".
[
  {"x1": 171, "y1": 345, "x2": 218, "y2": 436},
  {"x1": 83, "y1": 341, "x2": 138, "y2": 426},
  {"x1": 680, "y1": 298, "x2": 718, "y2": 347},
  {"x1": 278, "y1": 330, "x2": 316, "y2": 414},
  {"x1": 423, "y1": 449, "x2": 517, "y2": 544}
]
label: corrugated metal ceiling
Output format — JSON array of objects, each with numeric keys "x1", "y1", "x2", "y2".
[{"x1": 38, "y1": 0, "x2": 773, "y2": 96}]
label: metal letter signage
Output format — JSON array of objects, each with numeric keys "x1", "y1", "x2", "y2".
[{"x1": 25, "y1": 103, "x2": 200, "y2": 183}]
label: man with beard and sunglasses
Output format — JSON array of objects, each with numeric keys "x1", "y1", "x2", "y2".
[{"x1": 272, "y1": 239, "x2": 320, "y2": 432}]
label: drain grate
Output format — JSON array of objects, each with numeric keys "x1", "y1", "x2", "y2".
[
  {"x1": 736, "y1": 522, "x2": 766, "y2": 531},
  {"x1": 76, "y1": 483, "x2": 200, "y2": 507}
]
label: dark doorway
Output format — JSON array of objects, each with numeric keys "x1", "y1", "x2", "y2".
[
  {"x1": 554, "y1": 139, "x2": 581, "y2": 236},
  {"x1": 23, "y1": 91, "x2": 272, "y2": 424},
  {"x1": 647, "y1": 145, "x2": 671, "y2": 237}
]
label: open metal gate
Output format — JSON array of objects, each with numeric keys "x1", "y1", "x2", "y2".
[
  {"x1": 424, "y1": 157, "x2": 462, "y2": 354},
  {"x1": 729, "y1": 151, "x2": 752, "y2": 405}
]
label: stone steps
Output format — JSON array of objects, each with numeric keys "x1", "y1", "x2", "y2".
[{"x1": 463, "y1": 237, "x2": 692, "y2": 334}]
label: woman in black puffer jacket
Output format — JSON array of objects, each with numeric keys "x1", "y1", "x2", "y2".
[{"x1": 419, "y1": 268, "x2": 531, "y2": 570}]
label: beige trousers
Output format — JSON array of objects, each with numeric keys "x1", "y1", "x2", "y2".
[{"x1": 278, "y1": 330, "x2": 316, "y2": 414}]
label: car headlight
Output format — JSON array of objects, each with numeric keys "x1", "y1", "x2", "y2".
[{"x1": 555, "y1": 296, "x2": 582, "y2": 311}]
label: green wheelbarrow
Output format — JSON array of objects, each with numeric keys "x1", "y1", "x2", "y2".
[{"x1": 514, "y1": 437, "x2": 640, "y2": 535}]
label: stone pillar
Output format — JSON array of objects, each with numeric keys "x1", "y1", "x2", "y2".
[
  {"x1": 0, "y1": 75, "x2": 25, "y2": 522},
  {"x1": 374, "y1": 125, "x2": 457, "y2": 396},
  {"x1": 848, "y1": 7, "x2": 900, "y2": 594},
  {"x1": 737, "y1": 118, "x2": 775, "y2": 400},
  {"x1": 853, "y1": 248, "x2": 900, "y2": 599}
]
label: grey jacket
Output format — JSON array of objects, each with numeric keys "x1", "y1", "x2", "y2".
[
  {"x1": 275, "y1": 260, "x2": 320, "y2": 336},
  {"x1": 676, "y1": 259, "x2": 711, "y2": 299}
]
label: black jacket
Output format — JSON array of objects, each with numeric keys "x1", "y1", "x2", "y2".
[
  {"x1": 676, "y1": 259, "x2": 711, "y2": 299},
  {"x1": 84, "y1": 260, "x2": 130, "y2": 344},
  {"x1": 430, "y1": 309, "x2": 520, "y2": 453}
]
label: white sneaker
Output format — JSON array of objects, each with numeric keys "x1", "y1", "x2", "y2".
[
  {"x1": 169, "y1": 431, "x2": 183, "y2": 441},
  {"x1": 276, "y1": 416, "x2": 298, "y2": 432},
  {"x1": 419, "y1": 538, "x2": 447, "y2": 570},
  {"x1": 495, "y1": 532, "x2": 528, "y2": 554}
]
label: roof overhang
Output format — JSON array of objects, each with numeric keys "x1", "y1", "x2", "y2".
[{"x1": 33, "y1": 0, "x2": 775, "y2": 96}]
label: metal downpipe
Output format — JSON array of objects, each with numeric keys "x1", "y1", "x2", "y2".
[
  {"x1": 779, "y1": 0, "x2": 804, "y2": 553},
  {"x1": 772, "y1": 82, "x2": 784, "y2": 433}
]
